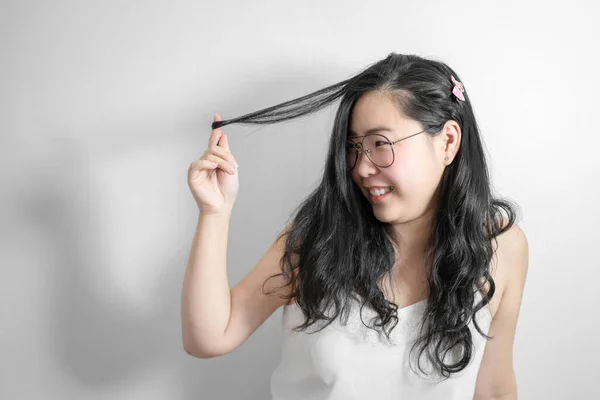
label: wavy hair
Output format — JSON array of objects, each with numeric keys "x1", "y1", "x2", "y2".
[{"x1": 212, "y1": 52, "x2": 519, "y2": 380}]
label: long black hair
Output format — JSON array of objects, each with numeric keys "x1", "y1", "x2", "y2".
[{"x1": 212, "y1": 53, "x2": 519, "y2": 380}]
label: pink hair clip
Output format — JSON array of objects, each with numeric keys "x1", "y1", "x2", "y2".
[{"x1": 451, "y1": 75, "x2": 465, "y2": 101}]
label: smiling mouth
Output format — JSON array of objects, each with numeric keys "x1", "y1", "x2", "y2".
[
  {"x1": 368, "y1": 188, "x2": 394, "y2": 202},
  {"x1": 367, "y1": 187, "x2": 394, "y2": 196}
]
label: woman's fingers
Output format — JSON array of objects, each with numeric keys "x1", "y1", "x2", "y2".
[
  {"x1": 204, "y1": 143, "x2": 237, "y2": 167},
  {"x1": 218, "y1": 135, "x2": 238, "y2": 167},
  {"x1": 209, "y1": 113, "x2": 224, "y2": 149},
  {"x1": 192, "y1": 155, "x2": 236, "y2": 174},
  {"x1": 188, "y1": 159, "x2": 217, "y2": 181},
  {"x1": 199, "y1": 112, "x2": 237, "y2": 175},
  {"x1": 188, "y1": 159, "x2": 213, "y2": 172}
]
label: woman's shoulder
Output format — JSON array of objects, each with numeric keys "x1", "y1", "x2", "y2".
[{"x1": 482, "y1": 216, "x2": 528, "y2": 318}]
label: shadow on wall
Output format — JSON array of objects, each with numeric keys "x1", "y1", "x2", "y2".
[{"x1": 12, "y1": 63, "x2": 341, "y2": 399}]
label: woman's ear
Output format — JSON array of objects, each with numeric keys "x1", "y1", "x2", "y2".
[{"x1": 440, "y1": 120, "x2": 461, "y2": 164}]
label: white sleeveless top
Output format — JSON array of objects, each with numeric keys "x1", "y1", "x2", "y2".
[{"x1": 270, "y1": 289, "x2": 492, "y2": 400}]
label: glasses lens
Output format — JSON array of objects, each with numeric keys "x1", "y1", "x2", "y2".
[
  {"x1": 347, "y1": 134, "x2": 393, "y2": 170},
  {"x1": 346, "y1": 141, "x2": 358, "y2": 170}
]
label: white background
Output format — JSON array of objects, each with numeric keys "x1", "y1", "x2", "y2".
[{"x1": 1, "y1": 0, "x2": 598, "y2": 399}]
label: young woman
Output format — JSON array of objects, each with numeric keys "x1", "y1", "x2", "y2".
[{"x1": 182, "y1": 53, "x2": 528, "y2": 399}]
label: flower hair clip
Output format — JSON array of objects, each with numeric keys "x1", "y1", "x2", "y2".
[{"x1": 451, "y1": 75, "x2": 465, "y2": 101}]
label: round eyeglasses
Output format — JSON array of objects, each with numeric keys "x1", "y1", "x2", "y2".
[{"x1": 346, "y1": 128, "x2": 429, "y2": 170}]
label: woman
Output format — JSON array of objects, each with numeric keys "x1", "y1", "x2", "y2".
[{"x1": 182, "y1": 52, "x2": 528, "y2": 399}]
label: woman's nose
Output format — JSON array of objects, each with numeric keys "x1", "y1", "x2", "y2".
[{"x1": 355, "y1": 150, "x2": 378, "y2": 174}]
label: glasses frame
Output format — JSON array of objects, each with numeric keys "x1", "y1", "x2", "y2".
[{"x1": 346, "y1": 127, "x2": 429, "y2": 170}]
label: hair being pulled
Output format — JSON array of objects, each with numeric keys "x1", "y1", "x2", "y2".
[{"x1": 212, "y1": 52, "x2": 519, "y2": 380}]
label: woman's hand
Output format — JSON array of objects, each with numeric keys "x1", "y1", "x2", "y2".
[{"x1": 187, "y1": 113, "x2": 239, "y2": 215}]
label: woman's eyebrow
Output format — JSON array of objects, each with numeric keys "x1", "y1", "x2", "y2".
[{"x1": 347, "y1": 127, "x2": 394, "y2": 137}]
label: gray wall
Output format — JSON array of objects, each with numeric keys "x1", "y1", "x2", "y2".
[{"x1": 1, "y1": 0, "x2": 598, "y2": 399}]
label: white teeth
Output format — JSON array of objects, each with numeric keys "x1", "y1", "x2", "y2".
[{"x1": 369, "y1": 187, "x2": 393, "y2": 196}]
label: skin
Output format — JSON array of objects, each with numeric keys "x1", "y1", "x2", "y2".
[{"x1": 348, "y1": 90, "x2": 529, "y2": 398}]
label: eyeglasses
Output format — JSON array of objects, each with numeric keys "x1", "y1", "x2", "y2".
[{"x1": 346, "y1": 128, "x2": 429, "y2": 170}]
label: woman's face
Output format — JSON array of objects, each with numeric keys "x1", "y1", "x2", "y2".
[{"x1": 348, "y1": 91, "x2": 458, "y2": 224}]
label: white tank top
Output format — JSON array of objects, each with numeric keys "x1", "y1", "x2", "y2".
[{"x1": 270, "y1": 288, "x2": 492, "y2": 400}]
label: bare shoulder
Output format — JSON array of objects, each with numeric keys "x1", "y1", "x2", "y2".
[
  {"x1": 483, "y1": 219, "x2": 529, "y2": 319},
  {"x1": 473, "y1": 220, "x2": 528, "y2": 396},
  {"x1": 496, "y1": 220, "x2": 529, "y2": 292}
]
